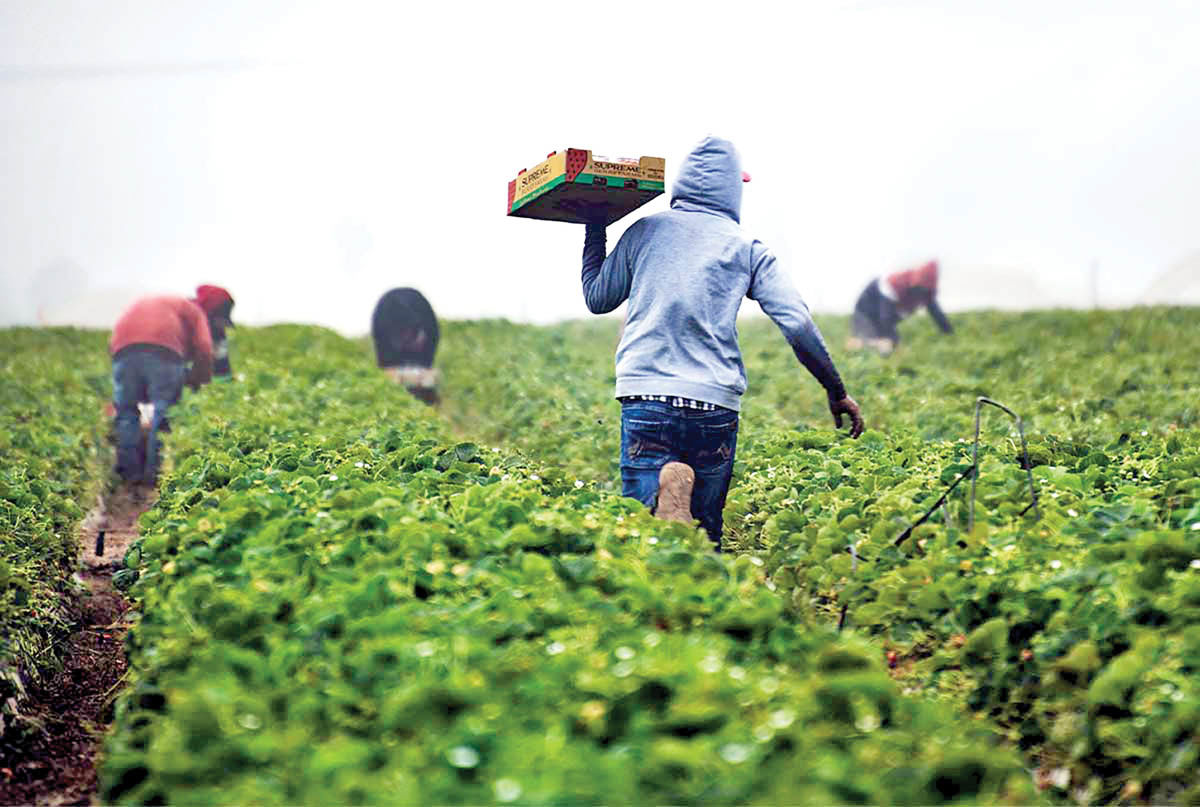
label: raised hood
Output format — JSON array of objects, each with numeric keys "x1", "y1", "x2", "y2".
[{"x1": 669, "y1": 136, "x2": 743, "y2": 223}]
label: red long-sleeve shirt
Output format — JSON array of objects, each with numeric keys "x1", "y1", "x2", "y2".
[{"x1": 109, "y1": 296, "x2": 214, "y2": 384}]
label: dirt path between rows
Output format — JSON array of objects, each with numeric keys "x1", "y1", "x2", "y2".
[{"x1": 0, "y1": 483, "x2": 152, "y2": 807}]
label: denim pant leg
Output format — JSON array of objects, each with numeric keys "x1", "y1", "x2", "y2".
[
  {"x1": 141, "y1": 353, "x2": 185, "y2": 483},
  {"x1": 682, "y1": 408, "x2": 739, "y2": 549},
  {"x1": 619, "y1": 401, "x2": 683, "y2": 511},
  {"x1": 112, "y1": 353, "x2": 149, "y2": 482}
]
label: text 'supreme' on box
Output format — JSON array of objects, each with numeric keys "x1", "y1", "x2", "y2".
[{"x1": 507, "y1": 149, "x2": 665, "y2": 226}]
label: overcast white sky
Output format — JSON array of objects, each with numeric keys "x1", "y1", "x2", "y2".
[{"x1": 3, "y1": 0, "x2": 1199, "y2": 332}]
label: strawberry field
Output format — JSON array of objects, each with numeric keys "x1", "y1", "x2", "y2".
[{"x1": 3, "y1": 309, "x2": 1199, "y2": 804}]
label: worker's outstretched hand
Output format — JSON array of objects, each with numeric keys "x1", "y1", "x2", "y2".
[{"x1": 830, "y1": 395, "x2": 865, "y2": 438}]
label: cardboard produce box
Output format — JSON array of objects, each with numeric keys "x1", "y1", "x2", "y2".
[{"x1": 507, "y1": 149, "x2": 665, "y2": 225}]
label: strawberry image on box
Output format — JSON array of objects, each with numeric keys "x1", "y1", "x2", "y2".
[{"x1": 507, "y1": 148, "x2": 665, "y2": 226}]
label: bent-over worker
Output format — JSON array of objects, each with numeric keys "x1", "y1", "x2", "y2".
[
  {"x1": 850, "y1": 260, "x2": 952, "y2": 355},
  {"x1": 109, "y1": 294, "x2": 214, "y2": 485},
  {"x1": 371, "y1": 287, "x2": 441, "y2": 405}
]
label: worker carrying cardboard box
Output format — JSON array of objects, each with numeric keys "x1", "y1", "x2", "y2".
[
  {"x1": 849, "y1": 260, "x2": 953, "y2": 355},
  {"x1": 574, "y1": 136, "x2": 864, "y2": 550}
]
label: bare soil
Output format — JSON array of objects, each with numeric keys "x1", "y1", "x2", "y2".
[{"x1": 0, "y1": 483, "x2": 152, "y2": 807}]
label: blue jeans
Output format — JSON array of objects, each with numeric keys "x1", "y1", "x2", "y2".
[
  {"x1": 619, "y1": 400, "x2": 739, "y2": 549},
  {"x1": 112, "y1": 346, "x2": 185, "y2": 484}
]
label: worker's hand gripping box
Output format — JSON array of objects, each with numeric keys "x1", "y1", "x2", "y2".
[{"x1": 507, "y1": 149, "x2": 665, "y2": 226}]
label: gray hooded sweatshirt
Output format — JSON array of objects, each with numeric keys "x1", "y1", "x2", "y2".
[{"x1": 581, "y1": 136, "x2": 845, "y2": 412}]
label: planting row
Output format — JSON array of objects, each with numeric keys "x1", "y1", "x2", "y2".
[
  {"x1": 729, "y1": 426, "x2": 1200, "y2": 804},
  {"x1": 0, "y1": 328, "x2": 111, "y2": 738}
]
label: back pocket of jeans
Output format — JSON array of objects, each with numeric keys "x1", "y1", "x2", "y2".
[
  {"x1": 695, "y1": 416, "x2": 738, "y2": 466},
  {"x1": 623, "y1": 417, "x2": 670, "y2": 469}
]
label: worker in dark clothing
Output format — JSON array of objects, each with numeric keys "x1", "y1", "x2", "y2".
[
  {"x1": 371, "y1": 288, "x2": 441, "y2": 405},
  {"x1": 109, "y1": 295, "x2": 214, "y2": 485},
  {"x1": 850, "y1": 260, "x2": 952, "y2": 355},
  {"x1": 193, "y1": 285, "x2": 236, "y2": 377}
]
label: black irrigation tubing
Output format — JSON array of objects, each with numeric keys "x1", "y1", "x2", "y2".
[
  {"x1": 969, "y1": 396, "x2": 1040, "y2": 531},
  {"x1": 837, "y1": 465, "x2": 979, "y2": 633},
  {"x1": 892, "y1": 467, "x2": 976, "y2": 550},
  {"x1": 96, "y1": 489, "x2": 110, "y2": 556},
  {"x1": 837, "y1": 396, "x2": 1039, "y2": 633}
]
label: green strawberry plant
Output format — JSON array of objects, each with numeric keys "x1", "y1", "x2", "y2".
[{"x1": 0, "y1": 327, "x2": 112, "y2": 738}]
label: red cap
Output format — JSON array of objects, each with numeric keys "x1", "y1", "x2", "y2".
[
  {"x1": 193, "y1": 284, "x2": 234, "y2": 316},
  {"x1": 914, "y1": 260, "x2": 938, "y2": 290},
  {"x1": 741, "y1": 171, "x2": 752, "y2": 183}
]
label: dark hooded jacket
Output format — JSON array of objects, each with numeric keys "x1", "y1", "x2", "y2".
[
  {"x1": 371, "y1": 288, "x2": 439, "y2": 369},
  {"x1": 581, "y1": 136, "x2": 844, "y2": 410}
]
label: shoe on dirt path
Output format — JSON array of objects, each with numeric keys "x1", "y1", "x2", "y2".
[{"x1": 656, "y1": 462, "x2": 695, "y2": 525}]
